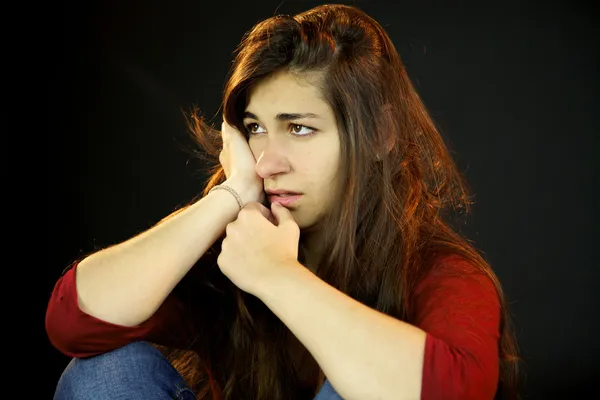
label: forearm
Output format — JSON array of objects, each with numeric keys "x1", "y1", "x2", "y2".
[
  {"x1": 259, "y1": 264, "x2": 427, "y2": 400},
  {"x1": 76, "y1": 181, "x2": 245, "y2": 326}
]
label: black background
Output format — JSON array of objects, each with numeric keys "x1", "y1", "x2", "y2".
[{"x1": 39, "y1": 0, "x2": 598, "y2": 398}]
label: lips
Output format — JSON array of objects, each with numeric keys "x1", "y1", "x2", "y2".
[
  {"x1": 266, "y1": 189, "x2": 303, "y2": 207},
  {"x1": 265, "y1": 189, "x2": 301, "y2": 195}
]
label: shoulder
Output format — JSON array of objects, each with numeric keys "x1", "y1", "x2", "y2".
[
  {"x1": 416, "y1": 253, "x2": 497, "y2": 291},
  {"x1": 425, "y1": 253, "x2": 486, "y2": 277}
]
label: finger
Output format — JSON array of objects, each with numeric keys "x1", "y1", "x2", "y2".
[
  {"x1": 270, "y1": 202, "x2": 295, "y2": 227},
  {"x1": 224, "y1": 221, "x2": 234, "y2": 238},
  {"x1": 220, "y1": 121, "x2": 228, "y2": 143},
  {"x1": 245, "y1": 202, "x2": 276, "y2": 225},
  {"x1": 221, "y1": 119, "x2": 244, "y2": 142}
]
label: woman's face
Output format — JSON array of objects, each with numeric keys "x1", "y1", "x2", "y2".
[{"x1": 244, "y1": 70, "x2": 341, "y2": 230}]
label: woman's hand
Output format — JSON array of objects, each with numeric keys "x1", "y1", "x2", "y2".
[
  {"x1": 219, "y1": 120, "x2": 264, "y2": 205},
  {"x1": 217, "y1": 202, "x2": 302, "y2": 297}
]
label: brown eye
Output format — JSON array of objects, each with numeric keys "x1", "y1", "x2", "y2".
[
  {"x1": 292, "y1": 124, "x2": 303, "y2": 133},
  {"x1": 289, "y1": 124, "x2": 316, "y2": 136},
  {"x1": 245, "y1": 123, "x2": 265, "y2": 135}
]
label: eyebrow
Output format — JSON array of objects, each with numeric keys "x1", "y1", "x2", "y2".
[{"x1": 243, "y1": 111, "x2": 322, "y2": 121}]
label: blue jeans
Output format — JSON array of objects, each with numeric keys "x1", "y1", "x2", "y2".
[{"x1": 54, "y1": 341, "x2": 343, "y2": 399}]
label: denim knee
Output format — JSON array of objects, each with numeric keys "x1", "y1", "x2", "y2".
[
  {"x1": 54, "y1": 341, "x2": 195, "y2": 400},
  {"x1": 313, "y1": 379, "x2": 344, "y2": 400}
]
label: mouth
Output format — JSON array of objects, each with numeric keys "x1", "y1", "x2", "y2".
[{"x1": 266, "y1": 192, "x2": 303, "y2": 207}]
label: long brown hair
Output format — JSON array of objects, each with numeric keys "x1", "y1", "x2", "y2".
[{"x1": 162, "y1": 4, "x2": 521, "y2": 399}]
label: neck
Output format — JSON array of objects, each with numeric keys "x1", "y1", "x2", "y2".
[{"x1": 300, "y1": 229, "x2": 326, "y2": 271}]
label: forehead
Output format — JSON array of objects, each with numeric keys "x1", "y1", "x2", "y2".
[{"x1": 245, "y1": 71, "x2": 331, "y2": 117}]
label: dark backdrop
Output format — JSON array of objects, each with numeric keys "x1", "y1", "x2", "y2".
[{"x1": 41, "y1": 0, "x2": 599, "y2": 398}]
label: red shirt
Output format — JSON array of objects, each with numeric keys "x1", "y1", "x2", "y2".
[{"x1": 45, "y1": 254, "x2": 500, "y2": 399}]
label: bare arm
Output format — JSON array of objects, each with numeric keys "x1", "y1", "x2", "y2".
[
  {"x1": 257, "y1": 256, "x2": 500, "y2": 400},
  {"x1": 75, "y1": 119, "x2": 260, "y2": 327},
  {"x1": 75, "y1": 178, "x2": 253, "y2": 327},
  {"x1": 259, "y1": 263, "x2": 426, "y2": 400}
]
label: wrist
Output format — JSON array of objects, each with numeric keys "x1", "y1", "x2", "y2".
[
  {"x1": 256, "y1": 260, "x2": 309, "y2": 302},
  {"x1": 206, "y1": 185, "x2": 243, "y2": 215},
  {"x1": 209, "y1": 184, "x2": 243, "y2": 210},
  {"x1": 223, "y1": 177, "x2": 262, "y2": 206}
]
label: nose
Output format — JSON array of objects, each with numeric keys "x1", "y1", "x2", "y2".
[{"x1": 254, "y1": 138, "x2": 291, "y2": 179}]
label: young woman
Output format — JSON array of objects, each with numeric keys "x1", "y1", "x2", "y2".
[{"x1": 46, "y1": 4, "x2": 521, "y2": 400}]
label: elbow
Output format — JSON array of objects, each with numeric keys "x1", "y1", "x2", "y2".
[
  {"x1": 45, "y1": 308, "x2": 109, "y2": 359},
  {"x1": 45, "y1": 301, "x2": 80, "y2": 358},
  {"x1": 452, "y1": 362, "x2": 499, "y2": 400},
  {"x1": 45, "y1": 285, "x2": 98, "y2": 358},
  {"x1": 422, "y1": 338, "x2": 499, "y2": 400},
  {"x1": 45, "y1": 265, "x2": 103, "y2": 358},
  {"x1": 422, "y1": 360, "x2": 499, "y2": 400}
]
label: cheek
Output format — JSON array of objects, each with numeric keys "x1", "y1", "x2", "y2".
[
  {"x1": 321, "y1": 150, "x2": 342, "y2": 184},
  {"x1": 301, "y1": 146, "x2": 340, "y2": 185},
  {"x1": 302, "y1": 160, "x2": 340, "y2": 197}
]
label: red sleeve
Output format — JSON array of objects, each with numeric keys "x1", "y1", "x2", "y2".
[
  {"x1": 45, "y1": 262, "x2": 196, "y2": 359},
  {"x1": 413, "y1": 255, "x2": 501, "y2": 400}
]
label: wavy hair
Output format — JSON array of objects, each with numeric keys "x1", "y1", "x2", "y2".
[{"x1": 160, "y1": 4, "x2": 521, "y2": 399}]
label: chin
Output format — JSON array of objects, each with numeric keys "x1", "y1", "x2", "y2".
[
  {"x1": 288, "y1": 210, "x2": 311, "y2": 229},
  {"x1": 296, "y1": 215, "x2": 320, "y2": 232}
]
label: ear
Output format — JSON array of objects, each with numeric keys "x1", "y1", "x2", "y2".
[
  {"x1": 383, "y1": 133, "x2": 396, "y2": 154},
  {"x1": 378, "y1": 103, "x2": 396, "y2": 156}
]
